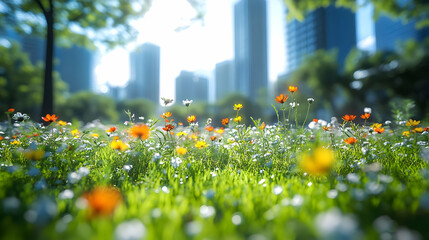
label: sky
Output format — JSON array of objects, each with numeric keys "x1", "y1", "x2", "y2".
[{"x1": 94, "y1": 0, "x2": 286, "y2": 102}]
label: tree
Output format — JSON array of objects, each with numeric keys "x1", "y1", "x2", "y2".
[
  {"x1": 58, "y1": 91, "x2": 118, "y2": 123},
  {"x1": 282, "y1": 0, "x2": 429, "y2": 29},
  {"x1": 1, "y1": 0, "x2": 154, "y2": 117},
  {"x1": 0, "y1": 41, "x2": 67, "y2": 119}
]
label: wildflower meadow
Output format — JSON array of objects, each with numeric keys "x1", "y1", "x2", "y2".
[{"x1": 1, "y1": 88, "x2": 429, "y2": 240}]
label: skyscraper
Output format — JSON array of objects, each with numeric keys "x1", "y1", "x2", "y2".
[
  {"x1": 356, "y1": 0, "x2": 429, "y2": 52},
  {"x1": 234, "y1": 0, "x2": 268, "y2": 101},
  {"x1": 215, "y1": 60, "x2": 234, "y2": 101},
  {"x1": 128, "y1": 43, "x2": 160, "y2": 103},
  {"x1": 175, "y1": 71, "x2": 208, "y2": 102},
  {"x1": 285, "y1": 5, "x2": 356, "y2": 73},
  {"x1": 56, "y1": 45, "x2": 96, "y2": 93}
]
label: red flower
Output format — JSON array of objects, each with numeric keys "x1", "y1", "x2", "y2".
[
  {"x1": 360, "y1": 113, "x2": 370, "y2": 120},
  {"x1": 342, "y1": 115, "x2": 356, "y2": 122},
  {"x1": 7, "y1": 108, "x2": 15, "y2": 113},
  {"x1": 41, "y1": 114, "x2": 59, "y2": 123},
  {"x1": 344, "y1": 137, "x2": 357, "y2": 144},
  {"x1": 162, "y1": 124, "x2": 175, "y2": 132},
  {"x1": 313, "y1": 119, "x2": 318, "y2": 123},
  {"x1": 106, "y1": 127, "x2": 117, "y2": 133},
  {"x1": 221, "y1": 118, "x2": 229, "y2": 125},
  {"x1": 275, "y1": 94, "x2": 288, "y2": 104}
]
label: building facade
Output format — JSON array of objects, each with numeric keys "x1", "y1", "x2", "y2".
[
  {"x1": 234, "y1": 0, "x2": 268, "y2": 101},
  {"x1": 215, "y1": 60, "x2": 235, "y2": 101},
  {"x1": 175, "y1": 70, "x2": 208, "y2": 103},
  {"x1": 128, "y1": 43, "x2": 160, "y2": 103},
  {"x1": 285, "y1": 5, "x2": 356, "y2": 73}
]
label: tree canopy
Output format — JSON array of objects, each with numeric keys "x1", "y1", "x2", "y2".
[{"x1": 283, "y1": 0, "x2": 429, "y2": 28}]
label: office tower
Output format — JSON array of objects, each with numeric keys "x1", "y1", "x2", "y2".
[
  {"x1": 215, "y1": 60, "x2": 234, "y2": 101},
  {"x1": 234, "y1": 0, "x2": 268, "y2": 100},
  {"x1": 175, "y1": 71, "x2": 208, "y2": 102},
  {"x1": 356, "y1": 0, "x2": 429, "y2": 52},
  {"x1": 285, "y1": 5, "x2": 356, "y2": 73},
  {"x1": 7, "y1": 33, "x2": 96, "y2": 93},
  {"x1": 128, "y1": 43, "x2": 160, "y2": 102},
  {"x1": 56, "y1": 45, "x2": 95, "y2": 93}
]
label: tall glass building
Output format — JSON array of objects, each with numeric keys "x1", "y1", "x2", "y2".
[
  {"x1": 285, "y1": 5, "x2": 356, "y2": 73},
  {"x1": 128, "y1": 43, "x2": 160, "y2": 103},
  {"x1": 215, "y1": 60, "x2": 235, "y2": 101},
  {"x1": 175, "y1": 71, "x2": 208, "y2": 103},
  {"x1": 234, "y1": 0, "x2": 268, "y2": 101},
  {"x1": 356, "y1": 0, "x2": 429, "y2": 52}
]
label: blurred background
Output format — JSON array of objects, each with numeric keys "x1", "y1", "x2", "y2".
[{"x1": 1, "y1": 0, "x2": 428, "y2": 125}]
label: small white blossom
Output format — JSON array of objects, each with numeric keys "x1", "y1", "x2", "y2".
[{"x1": 182, "y1": 99, "x2": 193, "y2": 107}]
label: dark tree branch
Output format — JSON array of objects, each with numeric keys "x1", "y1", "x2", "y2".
[{"x1": 33, "y1": 0, "x2": 48, "y2": 18}]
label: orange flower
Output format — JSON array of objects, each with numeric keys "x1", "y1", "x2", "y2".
[
  {"x1": 288, "y1": 86, "x2": 298, "y2": 93},
  {"x1": 374, "y1": 128, "x2": 384, "y2": 134},
  {"x1": 178, "y1": 122, "x2": 183, "y2": 126},
  {"x1": 41, "y1": 114, "x2": 59, "y2": 123},
  {"x1": 275, "y1": 94, "x2": 288, "y2": 104},
  {"x1": 84, "y1": 186, "x2": 122, "y2": 217},
  {"x1": 424, "y1": 127, "x2": 429, "y2": 132},
  {"x1": 259, "y1": 122, "x2": 266, "y2": 130},
  {"x1": 0, "y1": 136, "x2": 3, "y2": 140},
  {"x1": 344, "y1": 137, "x2": 357, "y2": 144},
  {"x1": 33, "y1": 133, "x2": 39, "y2": 137},
  {"x1": 7, "y1": 108, "x2": 15, "y2": 113},
  {"x1": 160, "y1": 112, "x2": 172, "y2": 119},
  {"x1": 342, "y1": 115, "x2": 356, "y2": 122},
  {"x1": 323, "y1": 126, "x2": 330, "y2": 131},
  {"x1": 210, "y1": 136, "x2": 217, "y2": 141},
  {"x1": 130, "y1": 124, "x2": 150, "y2": 140},
  {"x1": 187, "y1": 115, "x2": 196, "y2": 123},
  {"x1": 106, "y1": 127, "x2": 117, "y2": 133},
  {"x1": 205, "y1": 126, "x2": 214, "y2": 132},
  {"x1": 222, "y1": 118, "x2": 229, "y2": 125},
  {"x1": 313, "y1": 119, "x2": 318, "y2": 123},
  {"x1": 360, "y1": 113, "x2": 370, "y2": 120},
  {"x1": 162, "y1": 124, "x2": 175, "y2": 132}
]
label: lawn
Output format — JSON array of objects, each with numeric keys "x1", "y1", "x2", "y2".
[{"x1": 0, "y1": 95, "x2": 428, "y2": 240}]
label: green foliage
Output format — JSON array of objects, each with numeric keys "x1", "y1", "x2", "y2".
[
  {"x1": 116, "y1": 98, "x2": 156, "y2": 122},
  {"x1": 0, "y1": 41, "x2": 67, "y2": 118},
  {"x1": 58, "y1": 91, "x2": 119, "y2": 123},
  {"x1": 282, "y1": 0, "x2": 429, "y2": 28},
  {"x1": 344, "y1": 39, "x2": 429, "y2": 119},
  {"x1": 276, "y1": 50, "x2": 350, "y2": 118}
]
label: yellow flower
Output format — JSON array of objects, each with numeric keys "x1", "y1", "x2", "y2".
[
  {"x1": 176, "y1": 147, "x2": 187, "y2": 155},
  {"x1": 215, "y1": 128, "x2": 224, "y2": 134},
  {"x1": 233, "y1": 116, "x2": 242, "y2": 123},
  {"x1": 177, "y1": 131, "x2": 188, "y2": 137},
  {"x1": 11, "y1": 140, "x2": 21, "y2": 145},
  {"x1": 413, "y1": 127, "x2": 423, "y2": 133},
  {"x1": 233, "y1": 104, "x2": 243, "y2": 111},
  {"x1": 111, "y1": 140, "x2": 128, "y2": 151},
  {"x1": 300, "y1": 147, "x2": 335, "y2": 176},
  {"x1": 402, "y1": 131, "x2": 410, "y2": 137},
  {"x1": 406, "y1": 119, "x2": 420, "y2": 127},
  {"x1": 190, "y1": 134, "x2": 198, "y2": 140},
  {"x1": 24, "y1": 150, "x2": 45, "y2": 161},
  {"x1": 371, "y1": 123, "x2": 382, "y2": 129},
  {"x1": 91, "y1": 133, "x2": 100, "y2": 138},
  {"x1": 195, "y1": 141, "x2": 208, "y2": 149},
  {"x1": 71, "y1": 129, "x2": 80, "y2": 138},
  {"x1": 57, "y1": 120, "x2": 67, "y2": 126}
]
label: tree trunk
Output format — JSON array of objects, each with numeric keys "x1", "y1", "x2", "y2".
[{"x1": 41, "y1": 8, "x2": 54, "y2": 117}]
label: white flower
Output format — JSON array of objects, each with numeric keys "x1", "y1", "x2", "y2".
[
  {"x1": 114, "y1": 219, "x2": 146, "y2": 240},
  {"x1": 12, "y1": 112, "x2": 30, "y2": 122},
  {"x1": 171, "y1": 157, "x2": 182, "y2": 169},
  {"x1": 182, "y1": 99, "x2": 193, "y2": 107},
  {"x1": 307, "y1": 98, "x2": 315, "y2": 104},
  {"x1": 364, "y1": 107, "x2": 372, "y2": 114}
]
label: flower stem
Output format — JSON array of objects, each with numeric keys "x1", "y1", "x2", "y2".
[{"x1": 301, "y1": 103, "x2": 311, "y2": 130}]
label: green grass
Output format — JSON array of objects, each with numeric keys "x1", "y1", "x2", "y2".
[{"x1": 0, "y1": 108, "x2": 428, "y2": 240}]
